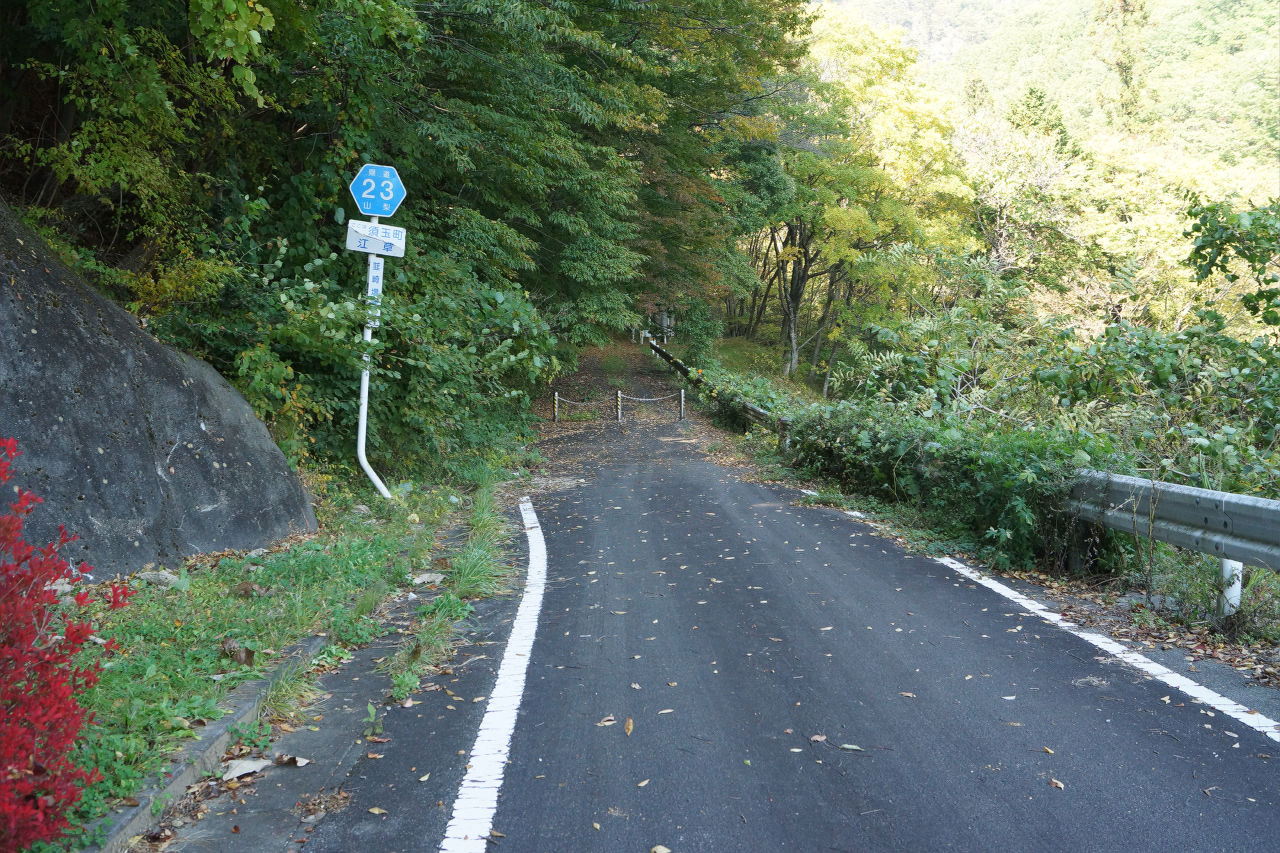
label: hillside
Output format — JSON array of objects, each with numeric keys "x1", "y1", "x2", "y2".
[{"x1": 836, "y1": 0, "x2": 1279, "y2": 196}]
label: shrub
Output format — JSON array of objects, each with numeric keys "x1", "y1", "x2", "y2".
[
  {"x1": 788, "y1": 400, "x2": 1115, "y2": 569},
  {"x1": 0, "y1": 438, "x2": 132, "y2": 849}
]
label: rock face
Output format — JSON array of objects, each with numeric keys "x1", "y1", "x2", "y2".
[{"x1": 0, "y1": 201, "x2": 316, "y2": 576}]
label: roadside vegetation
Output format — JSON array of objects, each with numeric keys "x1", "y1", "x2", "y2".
[
  {"x1": 682, "y1": 337, "x2": 1280, "y2": 644},
  {"x1": 12, "y1": 454, "x2": 520, "y2": 850}
]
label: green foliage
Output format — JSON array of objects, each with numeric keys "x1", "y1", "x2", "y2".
[
  {"x1": 1185, "y1": 196, "x2": 1280, "y2": 325},
  {"x1": 788, "y1": 400, "x2": 1108, "y2": 569},
  {"x1": 418, "y1": 592, "x2": 474, "y2": 623}
]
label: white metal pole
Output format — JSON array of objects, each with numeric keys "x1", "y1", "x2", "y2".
[
  {"x1": 679, "y1": 388, "x2": 685, "y2": 420},
  {"x1": 554, "y1": 392, "x2": 559, "y2": 423},
  {"x1": 357, "y1": 215, "x2": 392, "y2": 499},
  {"x1": 616, "y1": 390, "x2": 622, "y2": 423},
  {"x1": 1219, "y1": 558, "x2": 1243, "y2": 618}
]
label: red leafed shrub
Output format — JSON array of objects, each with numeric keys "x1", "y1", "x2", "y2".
[{"x1": 0, "y1": 438, "x2": 132, "y2": 849}]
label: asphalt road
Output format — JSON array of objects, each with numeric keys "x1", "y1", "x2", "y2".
[{"x1": 302, "y1": 419, "x2": 1280, "y2": 852}]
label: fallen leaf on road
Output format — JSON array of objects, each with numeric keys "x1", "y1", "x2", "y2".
[
  {"x1": 658, "y1": 709, "x2": 673, "y2": 714},
  {"x1": 839, "y1": 744, "x2": 864, "y2": 751},
  {"x1": 593, "y1": 822, "x2": 600, "y2": 830},
  {"x1": 625, "y1": 717, "x2": 634, "y2": 736},
  {"x1": 274, "y1": 755, "x2": 311, "y2": 768},
  {"x1": 810, "y1": 734, "x2": 827, "y2": 743},
  {"x1": 612, "y1": 611, "x2": 627, "y2": 615},
  {"x1": 597, "y1": 716, "x2": 617, "y2": 727},
  {"x1": 667, "y1": 682, "x2": 677, "y2": 687},
  {"x1": 367, "y1": 752, "x2": 384, "y2": 759},
  {"x1": 1043, "y1": 747, "x2": 1054, "y2": 754},
  {"x1": 1160, "y1": 696, "x2": 1170, "y2": 704},
  {"x1": 419, "y1": 773, "x2": 431, "y2": 782},
  {"x1": 368, "y1": 735, "x2": 391, "y2": 743},
  {"x1": 637, "y1": 779, "x2": 649, "y2": 787},
  {"x1": 820, "y1": 626, "x2": 834, "y2": 631},
  {"x1": 1002, "y1": 695, "x2": 1016, "y2": 701},
  {"x1": 898, "y1": 692, "x2": 916, "y2": 699},
  {"x1": 222, "y1": 758, "x2": 272, "y2": 781},
  {"x1": 369, "y1": 807, "x2": 388, "y2": 815},
  {"x1": 652, "y1": 846, "x2": 672, "y2": 853},
  {"x1": 631, "y1": 682, "x2": 642, "y2": 690},
  {"x1": 1050, "y1": 779, "x2": 1064, "y2": 790}
]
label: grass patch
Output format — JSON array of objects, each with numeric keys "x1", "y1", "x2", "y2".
[{"x1": 382, "y1": 481, "x2": 511, "y2": 700}]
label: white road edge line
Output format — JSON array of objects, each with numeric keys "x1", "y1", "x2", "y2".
[
  {"x1": 439, "y1": 497, "x2": 547, "y2": 852},
  {"x1": 933, "y1": 554, "x2": 1280, "y2": 743}
]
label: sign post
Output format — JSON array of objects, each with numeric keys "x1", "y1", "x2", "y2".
[{"x1": 346, "y1": 164, "x2": 408, "y2": 499}]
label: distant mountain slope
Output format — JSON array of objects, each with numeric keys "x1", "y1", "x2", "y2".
[{"x1": 834, "y1": 0, "x2": 1278, "y2": 185}]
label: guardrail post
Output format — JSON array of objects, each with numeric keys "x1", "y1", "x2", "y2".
[
  {"x1": 1219, "y1": 558, "x2": 1243, "y2": 618},
  {"x1": 553, "y1": 391, "x2": 559, "y2": 423},
  {"x1": 616, "y1": 390, "x2": 622, "y2": 422},
  {"x1": 679, "y1": 389, "x2": 685, "y2": 421}
]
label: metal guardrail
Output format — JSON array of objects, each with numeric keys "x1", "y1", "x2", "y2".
[
  {"x1": 647, "y1": 340, "x2": 791, "y2": 439},
  {"x1": 649, "y1": 339, "x2": 1280, "y2": 616},
  {"x1": 1070, "y1": 471, "x2": 1280, "y2": 571},
  {"x1": 1071, "y1": 471, "x2": 1280, "y2": 615}
]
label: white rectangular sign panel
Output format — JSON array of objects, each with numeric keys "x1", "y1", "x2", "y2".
[{"x1": 346, "y1": 220, "x2": 407, "y2": 258}]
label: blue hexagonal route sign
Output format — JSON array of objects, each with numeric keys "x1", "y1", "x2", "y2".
[{"x1": 349, "y1": 163, "x2": 407, "y2": 218}]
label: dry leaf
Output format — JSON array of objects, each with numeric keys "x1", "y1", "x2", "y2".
[
  {"x1": 369, "y1": 807, "x2": 388, "y2": 815},
  {"x1": 810, "y1": 734, "x2": 827, "y2": 743},
  {"x1": 596, "y1": 715, "x2": 617, "y2": 727},
  {"x1": 667, "y1": 682, "x2": 677, "y2": 687},
  {"x1": 367, "y1": 752, "x2": 384, "y2": 759},
  {"x1": 274, "y1": 755, "x2": 312, "y2": 768},
  {"x1": 652, "y1": 847, "x2": 672, "y2": 853},
  {"x1": 1049, "y1": 779, "x2": 1064, "y2": 790},
  {"x1": 898, "y1": 692, "x2": 916, "y2": 698},
  {"x1": 624, "y1": 717, "x2": 634, "y2": 736},
  {"x1": 839, "y1": 744, "x2": 864, "y2": 751},
  {"x1": 1043, "y1": 747, "x2": 1054, "y2": 754},
  {"x1": 419, "y1": 773, "x2": 431, "y2": 782},
  {"x1": 637, "y1": 779, "x2": 649, "y2": 787},
  {"x1": 658, "y1": 709, "x2": 673, "y2": 714},
  {"x1": 368, "y1": 735, "x2": 391, "y2": 743},
  {"x1": 612, "y1": 611, "x2": 627, "y2": 615},
  {"x1": 631, "y1": 682, "x2": 641, "y2": 690},
  {"x1": 222, "y1": 758, "x2": 272, "y2": 781},
  {"x1": 593, "y1": 822, "x2": 601, "y2": 830}
]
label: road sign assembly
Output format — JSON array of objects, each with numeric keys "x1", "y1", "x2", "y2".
[{"x1": 345, "y1": 163, "x2": 410, "y2": 498}]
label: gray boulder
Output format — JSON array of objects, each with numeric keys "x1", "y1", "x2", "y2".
[{"x1": 0, "y1": 201, "x2": 316, "y2": 577}]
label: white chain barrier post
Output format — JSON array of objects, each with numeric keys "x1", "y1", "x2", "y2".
[
  {"x1": 616, "y1": 390, "x2": 622, "y2": 422},
  {"x1": 553, "y1": 392, "x2": 559, "y2": 423},
  {"x1": 680, "y1": 388, "x2": 685, "y2": 421}
]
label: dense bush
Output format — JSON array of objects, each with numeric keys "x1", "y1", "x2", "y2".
[
  {"x1": 787, "y1": 401, "x2": 1113, "y2": 569},
  {"x1": 0, "y1": 439, "x2": 132, "y2": 849}
]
